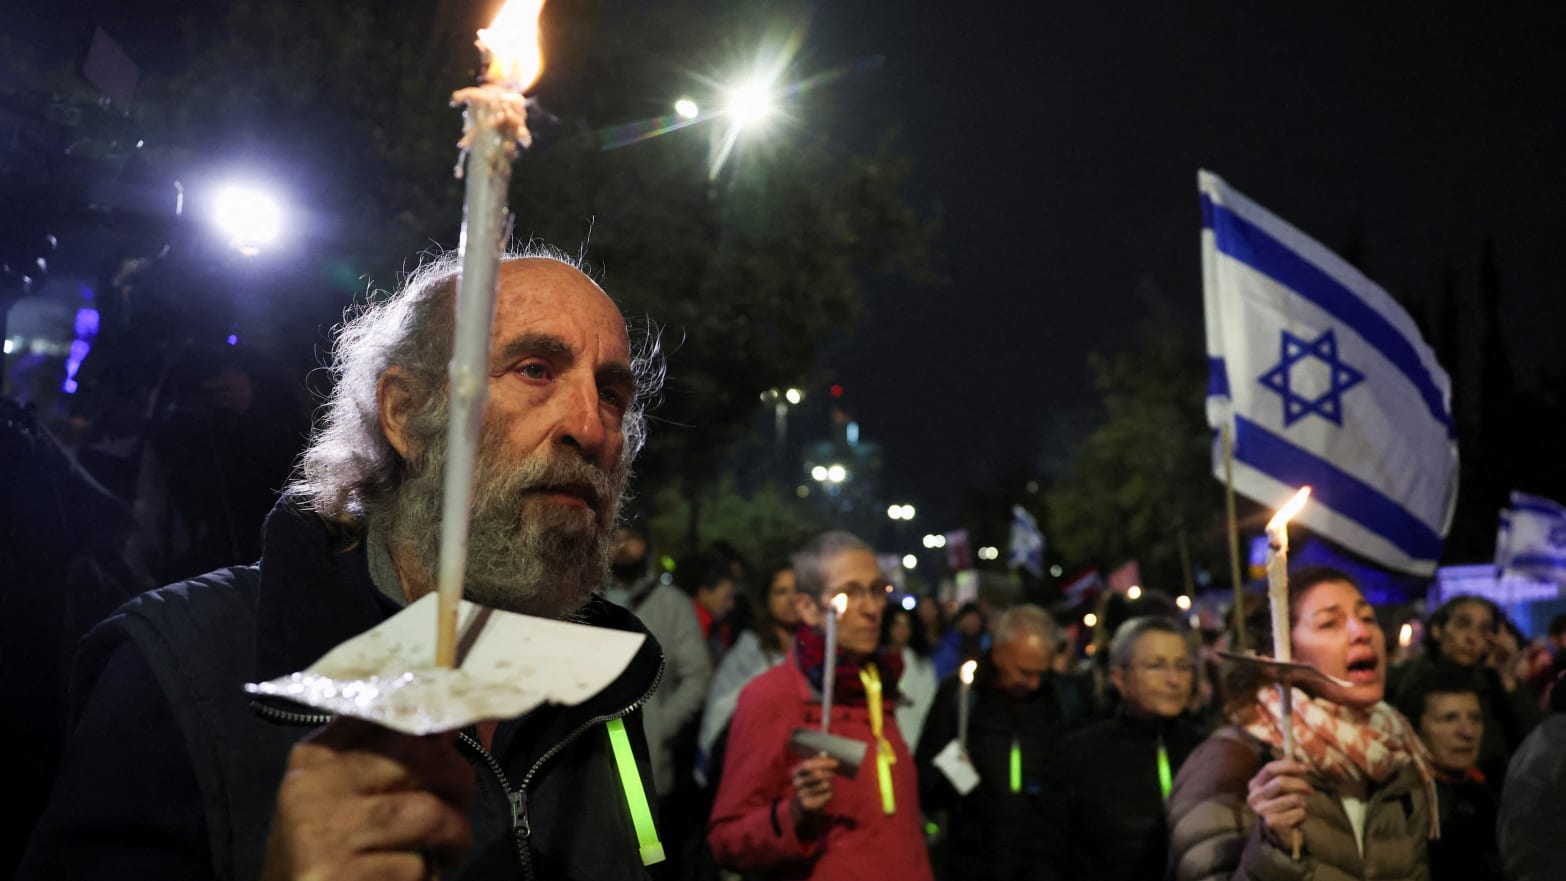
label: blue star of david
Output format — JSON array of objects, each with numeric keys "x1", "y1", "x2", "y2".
[{"x1": 1257, "y1": 328, "x2": 1364, "y2": 427}]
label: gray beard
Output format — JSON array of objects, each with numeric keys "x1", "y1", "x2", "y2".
[{"x1": 382, "y1": 430, "x2": 627, "y2": 620}]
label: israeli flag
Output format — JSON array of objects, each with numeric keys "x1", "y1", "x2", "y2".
[
  {"x1": 1496, "y1": 491, "x2": 1566, "y2": 581},
  {"x1": 1008, "y1": 505, "x2": 1044, "y2": 578},
  {"x1": 1201, "y1": 170, "x2": 1457, "y2": 575}
]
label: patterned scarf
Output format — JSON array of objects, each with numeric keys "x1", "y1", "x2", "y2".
[
  {"x1": 1243, "y1": 687, "x2": 1440, "y2": 839},
  {"x1": 794, "y1": 622, "x2": 904, "y2": 706}
]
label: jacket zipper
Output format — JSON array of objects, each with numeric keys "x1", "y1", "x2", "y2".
[
  {"x1": 249, "y1": 654, "x2": 663, "y2": 880},
  {"x1": 514, "y1": 657, "x2": 665, "y2": 873}
]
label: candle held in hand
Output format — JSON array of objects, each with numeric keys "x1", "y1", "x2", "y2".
[
  {"x1": 958, "y1": 659, "x2": 978, "y2": 754},
  {"x1": 1263, "y1": 486, "x2": 1309, "y2": 863},
  {"x1": 435, "y1": 0, "x2": 548, "y2": 669},
  {"x1": 1263, "y1": 487, "x2": 1311, "y2": 666},
  {"x1": 820, "y1": 592, "x2": 849, "y2": 732}
]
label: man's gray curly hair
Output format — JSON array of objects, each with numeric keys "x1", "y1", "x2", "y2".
[{"x1": 289, "y1": 244, "x2": 663, "y2": 523}]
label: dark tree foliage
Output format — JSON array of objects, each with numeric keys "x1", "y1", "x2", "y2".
[{"x1": 83, "y1": 0, "x2": 935, "y2": 531}]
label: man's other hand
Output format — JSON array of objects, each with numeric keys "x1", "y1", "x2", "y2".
[{"x1": 261, "y1": 718, "x2": 475, "y2": 881}]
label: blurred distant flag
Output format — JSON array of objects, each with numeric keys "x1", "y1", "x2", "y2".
[
  {"x1": 944, "y1": 529, "x2": 973, "y2": 572},
  {"x1": 1061, "y1": 568, "x2": 1102, "y2": 605},
  {"x1": 1200, "y1": 170, "x2": 1458, "y2": 575},
  {"x1": 1008, "y1": 505, "x2": 1045, "y2": 577},
  {"x1": 1495, "y1": 491, "x2": 1566, "y2": 582},
  {"x1": 1106, "y1": 559, "x2": 1142, "y2": 594}
]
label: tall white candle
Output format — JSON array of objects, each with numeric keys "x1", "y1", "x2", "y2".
[
  {"x1": 958, "y1": 659, "x2": 978, "y2": 754},
  {"x1": 435, "y1": 0, "x2": 546, "y2": 668},
  {"x1": 820, "y1": 593, "x2": 848, "y2": 732},
  {"x1": 1264, "y1": 487, "x2": 1310, "y2": 757}
]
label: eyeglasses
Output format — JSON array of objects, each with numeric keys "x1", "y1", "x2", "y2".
[
  {"x1": 825, "y1": 582, "x2": 892, "y2": 608},
  {"x1": 1128, "y1": 659, "x2": 1197, "y2": 677}
]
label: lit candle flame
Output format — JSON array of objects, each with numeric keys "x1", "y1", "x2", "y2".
[
  {"x1": 959, "y1": 659, "x2": 978, "y2": 685},
  {"x1": 1266, "y1": 486, "x2": 1312, "y2": 547},
  {"x1": 478, "y1": 0, "x2": 547, "y2": 91},
  {"x1": 831, "y1": 592, "x2": 849, "y2": 616}
]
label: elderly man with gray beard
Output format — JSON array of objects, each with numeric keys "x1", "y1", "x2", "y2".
[{"x1": 23, "y1": 248, "x2": 668, "y2": 881}]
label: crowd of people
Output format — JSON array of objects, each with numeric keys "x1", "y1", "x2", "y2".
[{"x1": 13, "y1": 248, "x2": 1566, "y2": 881}]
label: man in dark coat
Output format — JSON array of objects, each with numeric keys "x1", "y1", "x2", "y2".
[
  {"x1": 23, "y1": 249, "x2": 668, "y2": 880},
  {"x1": 1039, "y1": 615, "x2": 1206, "y2": 881},
  {"x1": 916, "y1": 604, "x2": 1082, "y2": 881}
]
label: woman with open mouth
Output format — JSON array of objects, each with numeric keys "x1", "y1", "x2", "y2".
[{"x1": 1165, "y1": 566, "x2": 1438, "y2": 881}]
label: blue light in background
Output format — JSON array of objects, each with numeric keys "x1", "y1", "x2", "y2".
[{"x1": 61, "y1": 307, "x2": 100, "y2": 394}]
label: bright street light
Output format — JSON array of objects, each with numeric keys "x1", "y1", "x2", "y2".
[
  {"x1": 886, "y1": 504, "x2": 916, "y2": 521},
  {"x1": 921, "y1": 533, "x2": 946, "y2": 549},
  {"x1": 674, "y1": 98, "x2": 699, "y2": 119},
  {"x1": 1127, "y1": 585, "x2": 1143, "y2": 600},
  {"x1": 901, "y1": 554, "x2": 918, "y2": 569},
  {"x1": 825, "y1": 464, "x2": 846, "y2": 483},
  {"x1": 213, "y1": 184, "x2": 282, "y2": 256},
  {"x1": 810, "y1": 465, "x2": 827, "y2": 482},
  {"x1": 1176, "y1": 595, "x2": 1192, "y2": 611},
  {"x1": 1084, "y1": 612, "x2": 1099, "y2": 628},
  {"x1": 977, "y1": 546, "x2": 999, "y2": 561},
  {"x1": 725, "y1": 77, "x2": 776, "y2": 128},
  {"x1": 784, "y1": 387, "x2": 803, "y2": 405}
]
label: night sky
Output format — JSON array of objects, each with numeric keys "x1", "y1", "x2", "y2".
[
  {"x1": 811, "y1": 1, "x2": 1566, "y2": 528},
  {"x1": 10, "y1": 0, "x2": 1566, "y2": 543}
]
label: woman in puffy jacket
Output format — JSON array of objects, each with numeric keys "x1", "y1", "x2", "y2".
[{"x1": 1167, "y1": 566, "x2": 1437, "y2": 881}]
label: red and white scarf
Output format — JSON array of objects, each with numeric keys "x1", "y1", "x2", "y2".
[{"x1": 1243, "y1": 687, "x2": 1440, "y2": 839}]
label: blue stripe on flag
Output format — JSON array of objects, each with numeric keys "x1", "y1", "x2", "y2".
[
  {"x1": 1208, "y1": 357, "x2": 1229, "y2": 398},
  {"x1": 1512, "y1": 501, "x2": 1564, "y2": 518},
  {"x1": 1200, "y1": 195, "x2": 1454, "y2": 437},
  {"x1": 1511, "y1": 553, "x2": 1566, "y2": 570},
  {"x1": 1233, "y1": 415, "x2": 1445, "y2": 562}
]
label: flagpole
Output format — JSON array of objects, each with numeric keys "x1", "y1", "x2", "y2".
[{"x1": 1222, "y1": 422, "x2": 1246, "y2": 652}]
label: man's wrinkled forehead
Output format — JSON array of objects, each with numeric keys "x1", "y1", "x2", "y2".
[{"x1": 491, "y1": 258, "x2": 631, "y2": 359}]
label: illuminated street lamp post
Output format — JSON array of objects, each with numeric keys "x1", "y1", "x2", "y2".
[{"x1": 761, "y1": 386, "x2": 803, "y2": 474}]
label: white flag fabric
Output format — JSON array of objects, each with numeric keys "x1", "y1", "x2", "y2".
[
  {"x1": 1496, "y1": 491, "x2": 1566, "y2": 582},
  {"x1": 1008, "y1": 505, "x2": 1044, "y2": 577},
  {"x1": 1201, "y1": 170, "x2": 1458, "y2": 575}
]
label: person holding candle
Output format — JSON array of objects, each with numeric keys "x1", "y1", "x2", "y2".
[
  {"x1": 914, "y1": 604, "x2": 1084, "y2": 881},
  {"x1": 1038, "y1": 615, "x2": 1208, "y2": 881},
  {"x1": 1166, "y1": 566, "x2": 1438, "y2": 881},
  {"x1": 23, "y1": 251, "x2": 671, "y2": 881},
  {"x1": 706, "y1": 531, "x2": 932, "y2": 881}
]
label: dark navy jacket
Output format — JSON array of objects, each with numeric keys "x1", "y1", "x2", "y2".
[{"x1": 22, "y1": 499, "x2": 665, "y2": 880}]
